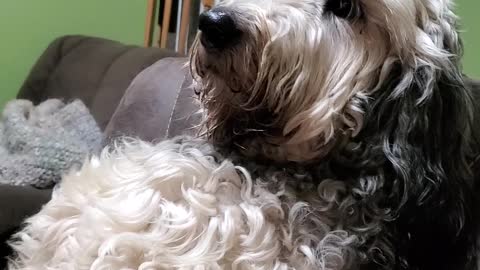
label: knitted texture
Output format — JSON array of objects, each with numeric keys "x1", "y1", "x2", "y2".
[{"x1": 0, "y1": 99, "x2": 102, "y2": 188}]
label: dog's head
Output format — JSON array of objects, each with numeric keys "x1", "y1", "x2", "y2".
[{"x1": 191, "y1": 0, "x2": 464, "y2": 163}]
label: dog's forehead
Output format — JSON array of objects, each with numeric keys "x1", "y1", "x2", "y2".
[
  {"x1": 218, "y1": 0, "x2": 325, "y2": 10},
  {"x1": 217, "y1": 0, "x2": 335, "y2": 22},
  {"x1": 217, "y1": 0, "x2": 408, "y2": 7},
  {"x1": 217, "y1": 0, "x2": 426, "y2": 21}
]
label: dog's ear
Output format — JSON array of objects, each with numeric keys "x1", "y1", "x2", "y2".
[
  {"x1": 359, "y1": 54, "x2": 477, "y2": 270},
  {"x1": 361, "y1": 0, "x2": 472, "y2": 207},
  {"x1": 354, "y1": 2, "x2": 477, "y2": 268},
  {"x1": 364, "y1": 63, "x2": 472, "y2": 210}
]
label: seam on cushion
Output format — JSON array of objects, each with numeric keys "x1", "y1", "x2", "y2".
[
  {"x1": 93, "y1": 47, "x2": 133, "y2": 90},
  {"x1": 166, "y1": 71, "x2": 187, "y2": 139},
  {"x1": 51, "y1": 37, "x2": 91, "y2": 74},
  {"x1": 103, "y1": 57, "x2": 163, "y2": 133},
  {"x1": 89, "y1": 47, "x2": 135, "y2": 107},
  {"x1": 41, "y1": 37, "x2": 95, "y2": 105},
  {"x1": 33, "y1": 36, "x2": 89, "y2": 102},
  {"x1": 60, "y1": 36, "x2": 91, "y2": 58}
]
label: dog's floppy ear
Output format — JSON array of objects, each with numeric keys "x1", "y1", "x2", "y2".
[
  {"x1": 362, "y1": 0, "x2": 472, "y2": 208},
  {"x1": 355, "y1": 2, "x2": 477, "y2": 268},
  {"x1": 360, "y1": 53, "x2": 477, "y2": 270}
]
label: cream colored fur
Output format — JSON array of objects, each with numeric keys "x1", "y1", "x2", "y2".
[{"x1": 8, "y1": 138, "x2": 361, "y2": 270}]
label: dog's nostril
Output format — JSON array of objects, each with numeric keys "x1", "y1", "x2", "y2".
[{"x1": 198, "y1": 10, "x2": 242, "y2": 50}]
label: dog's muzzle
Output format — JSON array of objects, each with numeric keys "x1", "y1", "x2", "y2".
[{"x1": 198, "y1": 8, "x2": 242, "y2": 50}]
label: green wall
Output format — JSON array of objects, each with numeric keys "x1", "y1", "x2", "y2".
[
  {"x1": 457, "y1": 0, "x2": 479, "y2": 79},
  {"x1": 0, "y1": 1, "x2": 147, "y2": 108}
]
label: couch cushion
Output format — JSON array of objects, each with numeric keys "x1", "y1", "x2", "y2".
[
  {"x1": 0, "y1": 185, "x2": 51, "y2": 268},
  {"x1": 17, "y1": 35, "x2": 179, "y2": 129},
  {"x1": 104, "y1": 57, "x2": 201, "y2": 143}
]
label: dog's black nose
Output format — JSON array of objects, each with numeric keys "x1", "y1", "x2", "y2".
[{"x1": 198, "y1": 9, "x2": 242, "y2": 50}]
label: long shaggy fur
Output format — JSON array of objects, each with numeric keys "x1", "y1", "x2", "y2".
[{"x1": 8, "y1": 0, "x2": 479, "y2": 269}]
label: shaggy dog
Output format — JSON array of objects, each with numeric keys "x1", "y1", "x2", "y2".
[{"x1": 7, "y1": 0, "x2": 479, "y2": 269}]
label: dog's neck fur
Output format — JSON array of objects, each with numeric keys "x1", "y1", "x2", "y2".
[{"x1": 203, "y1": 74, "x2": 480, "y2": 270}]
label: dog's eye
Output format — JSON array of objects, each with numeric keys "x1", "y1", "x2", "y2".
[{"x1": 324, "y1": 0, "x2": 361, "y2": 19}]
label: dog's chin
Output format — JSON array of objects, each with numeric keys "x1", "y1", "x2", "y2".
[
  {"x1": 235, "y1": 135, "x2": 338, "y2": 164},
  {"x1": 207, "y1": 117, "x2": 340, "y2": 164}
]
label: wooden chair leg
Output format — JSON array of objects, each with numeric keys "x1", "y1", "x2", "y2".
[
  {"x1": 144, "y1": 0, "x2": 158, "y2": 47},
  {"x1": 160, "y1": 0, "x2": 173, "y2": 48},
  {"x1": 177, "y1": 0, "x2": 192, "y2": 54},
  {"x1": 187, "y1": 0, "x2": 201, "y2": 50}
]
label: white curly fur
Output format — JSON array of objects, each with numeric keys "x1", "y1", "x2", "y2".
[{"x1": 9, "y1": 138, "x2": 363, "y2": 270}]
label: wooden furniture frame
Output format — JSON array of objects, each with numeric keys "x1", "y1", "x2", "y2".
[
  {"x1": 144, "y1": 0, "x2": 215, "y2": 52},
  {"x1": 144, "y1": 0, "x2": 158, "y2": 47}
]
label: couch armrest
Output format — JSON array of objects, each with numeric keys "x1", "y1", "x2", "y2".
[{"x1": 17, "y1": 35, "x2": 179, "y2": 129}]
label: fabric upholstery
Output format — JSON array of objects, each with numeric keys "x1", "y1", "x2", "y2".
[
  {"x1": 17, "y1": 35, "x2": 179, "y2": 129},
  {"x1": 104, "y1": 57, "x2": 201, "y2": 144},
  {"x1": 0, "y1": 185, "x2": 51, "y2": 269}
]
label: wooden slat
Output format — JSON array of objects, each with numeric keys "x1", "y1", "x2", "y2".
[
  {"x1": 160, "y1": 0, "x2": 174, "y2": 48},
  {"x1": 144, "y1": 0, "x2": 158, "y2": 47}
]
